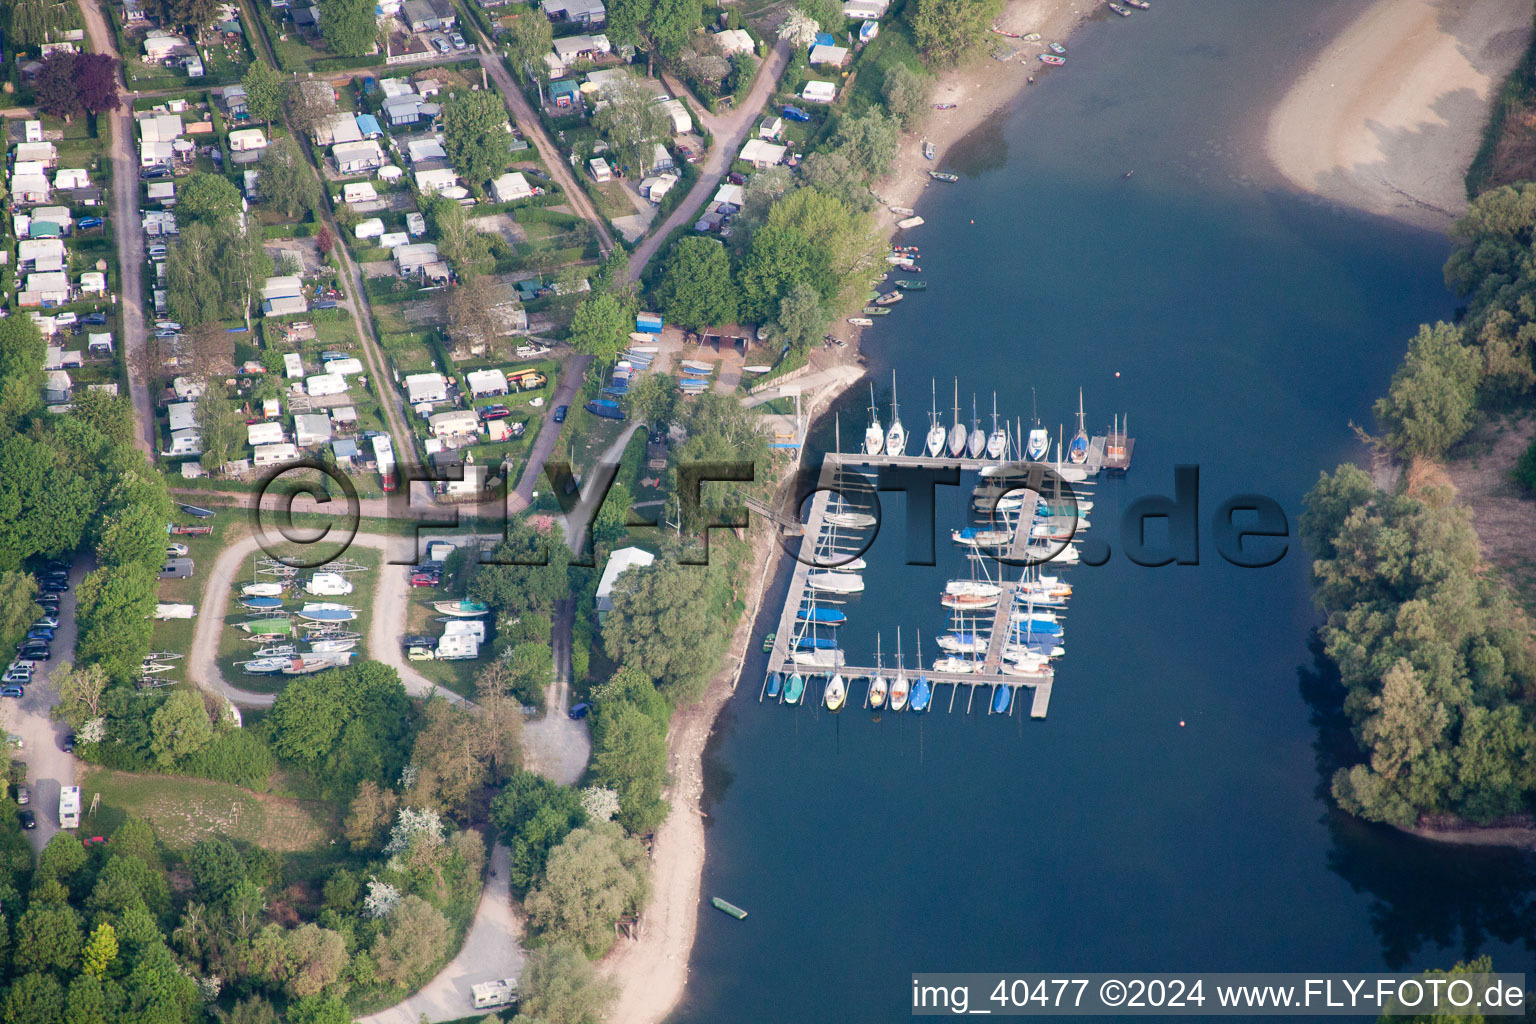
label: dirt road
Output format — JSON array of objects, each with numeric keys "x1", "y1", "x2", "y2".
[
  {"x1": 78, "y1": 0, "x2": 154, "y2": 455},
  {"x1": 188, "y1": 533, "x2": 469, "y2": 707}
]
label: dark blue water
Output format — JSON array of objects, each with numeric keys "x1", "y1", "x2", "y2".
[{"x1": 674, "y1": 3, "x2": 1536, "y2": 1021}]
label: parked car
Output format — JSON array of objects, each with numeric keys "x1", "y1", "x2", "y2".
[
  {"x1": 155, "y1": 321, "x2": 183, "y2": 331},
  {"x1": 139, "y1": 167, "x2": 170, "y2": 180},
  {"x1": 431, "y1": 35, "x2": 450, "y2": 53},
  {"x1": 408, "y1": 574, "x2": 439, "y2": 588},
  {"x1": 62, "y1": 735, "x2": 75, "y2": 753},
  {"x1": 147, "y1": 245, "x2": 168, "y2": 260},
  {"x1": 15, "y1": 787, "x2": 28, "y2": 806},
  {"x1": 568, "y1": 702, "x2": 590, "y2": 720},
  {"x1": 2, "y1": 672, "x2": 29, "y2": 688},
  {"x1": 403, "y1": 635, "x2": 435, "y2": 649},
  {"x1": 0, "y1": 686, "x2": 23, "y2": 699},
  {"x1": 677, "y1": 144, "x2": 697, "y2": 163},
  {"x1": 553, "y1": 405, "x2": 568, "y2": 423},
  {"x1": 16, "y1": 645, "x2": 49, "y2": 661},
  {"x1": 54, "y1": 312, "x2": 77, "y2": 327},
  {"x1": 83, "y1": 312, "x2": 108, "y2": 325},
  {"x1": 34, "y1": 615, "x2": 58, "y2": 629},
  {"x1": 166, "y1": 543, "x2": 189, "y2": 557},
  {"x1": 25, "y1": 628, "x2": 54, "y2": 643},
  {"x1": 728, "y1": 172, "x2": 747, "y2": 185},
  {"x1": 450, "y1": 31, "x2": 466, "y2": 48},
  {"x1": 79, "y1": 216, "x2": 104, "y2": 230},
  {"x1": 18, "y1": 809, "x2": 35, "y2": 830},
  {"x1": 479, "y1": 405, "x2": 512, "y2": 421},
  {"x1": 6, "y1": 735, "x2": 23, "y2": 750}
]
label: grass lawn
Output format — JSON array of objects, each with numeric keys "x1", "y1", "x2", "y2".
[{"x1": 77, "y1": 766, "x2": 337, "y2": 851}]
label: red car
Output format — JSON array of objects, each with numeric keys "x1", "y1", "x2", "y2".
[
  {"x1": 409, "y1": 574, "x2": 440, "y2": 588},
  {"x1": 677, "y1": 144, "x2": 698, "y2": 164},
  {"x1": 479, "y1": 404, "x2": 512, "y2": 420}
]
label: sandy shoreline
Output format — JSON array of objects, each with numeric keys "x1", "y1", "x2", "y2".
[
  {"x1": 600, "y1": 4, "x2": 1092, "y2": 1022},
  {"x1": 1266, "y1": 0, "x2": 1531, "y2": 231}
]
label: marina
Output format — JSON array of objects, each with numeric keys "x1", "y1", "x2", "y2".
[{"x1": 759, "y1": 387, "x2": 1133, "y2": 720}]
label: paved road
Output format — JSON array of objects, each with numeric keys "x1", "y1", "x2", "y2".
[
  {"x1": 12, "y1": 559, "x2": 89, "y2": 850},
  {"x1": 188, "y1": 533, "x2": 470, "y2": 707},
  {"x1": 79, "y1": 0, "x2": 154, "y2": 456},
  {"x1": 358, "y1": 843, "x2": 524, "y2": 1024},
  {"x1": 464, "y1": 22, "x2": 615, "y2": 254},
  {"x1": 626, "y1": 39, "x2": 793, "y2": 282}
]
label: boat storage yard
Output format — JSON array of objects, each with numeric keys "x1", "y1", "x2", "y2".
[{"x1": 761, "y1": 381, "x2": 1134, "y2": 720}]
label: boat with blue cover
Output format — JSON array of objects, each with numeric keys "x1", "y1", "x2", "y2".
[
  {"x1": 992, "y1": 683, "x2": 1012, "y2": 714},
  {"x1": 241, "y1": 596, "x2": 283, "y2": 609},
  {"x1": 766, "y1": 672, "x2": 782, "y2": 697},
  {"x1": 795, "y1": 636, "x2": 838, "y2": 651},
  {"x1": 798, "y1": 606, "x2": 846, "y2": 624}
]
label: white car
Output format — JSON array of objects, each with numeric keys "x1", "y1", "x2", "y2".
[
  {"x1": 166, "y1": 543, "x2": 189, "y2": 557},
  {"x1": 54, "y1": 312, "x2": 77, "y2": 326}
]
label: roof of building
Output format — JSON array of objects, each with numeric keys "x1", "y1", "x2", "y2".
[{"x1": 596, "y1": 546, "x2": 655, "y2": 605}]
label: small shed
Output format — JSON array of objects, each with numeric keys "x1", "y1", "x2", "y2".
[{"x1": 490, "y1": 172, "x2": 532, "y2": 203}]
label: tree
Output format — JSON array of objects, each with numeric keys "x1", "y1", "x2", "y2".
[
  {"x1": 9, "y1": 0, "x2": 73, "y2": 46},
  {"x1": 53, "y1": 662, "x2": 107, "y2": 733},
  {"x1": 267, "y1": 663, "x2": 414, "y2": 798},
  {"x1": 80, "y1": 924, "x2": 118, "y2": 980},
  {"x1": 256, "y1": 138, "x2": 320, "y2": 218},
  {"x1": 881, "y1": 63, "x2": 931, "y2": 129},
  {"x1": 0, "y1": 315, "x2": 46, "y2": 426},
  {"x1": 490, "y1": 771, "x2": 587, "y2": 891},
  {"x1": 166, "y1": 222, "x2": 225, "y2": 328},
  {"x1": 622, "y1": 371, "x2": 678, "y2": 426},
  {"x1": 4, "y1": 973, "x2": 65, "y2": 1024},
  {"x1": 831, "y1": 108, "x2": 899, "y2": 182},
  {"x1": 507, "y1": 641, "x2": 554, "y2": 708},
  {"x1": 648, "y1": 0, "x2": 702, "y2": 56},
  {"x1": 76, "y1": 54, "x2": 121, "y2": 117},
  {"x1": 1372, "y1": 322, "x2": 1482, "y2": 458},
  {"x1": 371, "y1": 895, "x2": 451, "y2": 986},
  {"x1": 161, "y1": 0, "x2": 219, "y2": 33},
  {"x1": 0, "y1": 435, "x2": 95, "y2": 571},
  {"x1": 405, "y1": 700, "x2": 494, "y2": 815},
  {"x1": 568, "y1": 292, "x2": 631, "y2": 363},
  {"x1": 149, "y1": 690, "x2": 214, "y2": 768},
  {"x1": 772, "y1": 282, "x2": 829, "y2": 352},
  {"x1": 242, "y1": 60, "x2": 283, "y2": 125},
  {"x1": 177, "y1": 173, "x2": 243, "y2": 224},
  {"x1": 525, "y1": 822, "x2": 649, "y2": 956},
  {"x1": 14, "y1": 904, "x2": 82, "y2": 972},
  {"x1": 777, "y1": 8, "x2": 819, "y2": 47},
  {"x1": 655, "y1": 238, "x2": 737, "y2": 331},
  {"x1": 74, "y1": 565, "x2": 157, "y2": 681},
  {"x1": 518, "y1": 941, "x2": 617, "y2": 1024},
  {"x1": 592, "y1": 481, "x2": 633, "y2": 548},
  {"x1": 737, "y1": 187, "x2": 881, "y2": 320},
  {"x1": 425, "y1": 194, "x2": 493, "y2": 278},
  {"x1": 187, "y1": 836, "x2": 246, "y2": 905},
  {"x1": 195, "y1": 386, "x2": 242, "y2": 472},
  {"x1": 603, "y1": 561, "x2": 727, "y2": 702},
  {"x1": 283, "y1": 77, "x2": 337, "y2": 138},
  {"x1": 0, "y1": 572, "x2": 40, "y2": 654},
  {"x1": 473, "y1": 661, "x2": 524, "y2": 780},
  {"x1": 908, "y1": 0, "x2": 1003, "y2": 67},
  {"x1": 440, "y1": 90, "x2": 508, "y2": 191},
  {"x1": 506, "y1": 10, "x2": 554, "y2": 80},
  {"x1": 590, "y1": 703, "x2": 668, "y2": 832},
  {"x1": 282, "y1": 924, "x2": 348, "y2": 998},
  {"x1": 318, "y1": 0, "x2": 378, "y2": 55},
  {"x1": 447, "y1": 276, "x2": 500, "y2": 349},
  {"x1": 344, "y1": 780, "x2": 400, "y2": 849},
  {"x1": 799, "y1": 151, "x2": 874, "y2": 213},
  {"x1": 35, "y1": 50, "x2": 84, "y2": 121},
  {"x1": 591, "y1": 77, "x2": 671, "y2": 176},
  {"x1": 97, "y1": 502, "x2": 170, "y2": 570},
  {"x1": 796, "y1": 0, "x2": 843, "y2": 32}
]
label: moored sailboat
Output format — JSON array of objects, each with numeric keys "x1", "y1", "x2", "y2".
[
  {"x1": 824, "y1": 673, "x2": 846, "y2": 711},
  {"x1": 967, "y1": 395, "x2": 986, "y2": 459},
  {"x1": 926, "y1": 380, "x2": 946, "y2": 456},
  {"x1": 947, "y1": 380, "x2": 967, "y2": 457},
  {"x1": 1069, "y1": 387, "x2": 1090, "y2": 465},
  {"x1": 864, "y1": 383, "x2": 883, "y2": 455},
  {"x1": 987, "y1": 392, "x2": 1007, "y2": 459},
  {"x1": 885, "y1": 371, "x2": 907, "y2": 456}
]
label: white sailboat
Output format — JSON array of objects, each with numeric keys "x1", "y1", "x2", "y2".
[
  {"x1": 946, "y1": 580, "x2": 1002, "y2": 598},
  {"x1": 885, "y1": 371, "x2": 907, "y2": 456},
  {"x1": 967, "y1": 395, "x2": 986, "y2": 459},
  {"x1": 1027, "y1": 387, "x2": 1049, "y2": 461},
  {"x1": 889, "y1": 629, "x2": 910, "y2": 711},
  {"x1": 947, "y1": 379, "x2": 967, "y2": 457},
  {"x1": 864, "y1": 382, "x2": 883, "y2": 456},
  {"x1": 824, "y1": 673, "x2": 846, "y2": 711},
  {"x1": 986, "y1": 392, "x2": 1007, "y2": 459},
  {"x1": 1068, "y1": 387, "x2": 1090, "y2": 465},
  {"x1": 925, "y1": 380, "x2": 946, "y2": 457},
  {"x1": 868, "y1": 634, "x2": 888, "y2": 708}
]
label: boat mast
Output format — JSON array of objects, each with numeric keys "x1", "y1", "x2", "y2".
[{"x1": 953, "y1": 378, "x2": 961, "y2": 430}]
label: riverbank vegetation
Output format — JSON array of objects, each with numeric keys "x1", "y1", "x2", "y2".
[{"x1": 1305, "y1": 183, "x2": 1536, "y2": 830}]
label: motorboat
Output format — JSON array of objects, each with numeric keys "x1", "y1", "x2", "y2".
[
  {"x1": 808, "y1": 572, "x2": 864, "y2": 594},
  {"x1": 924, "y1": 381, "x2": 946, "y2": 456},
  {"x1": 242, "y1": 582, "x2": 284, "y2": 598},
  {"x1": 933, "y1": 657, "x2": 975, "y2": 674},
  {"x1": 923, "y1": 140, "x2": 935, "y2": 160},
  {"x1": 953, "y1": 527, "x2": 1010, "y2": 549},
  {"x1": 434, "y1": 600, "x2": 490, "y2": 617},
  {"x1": 824, "y1": 673, "x2": 846, "y2": 711},
  {"x1": 929, "y1": 171, "x2": 959, "y2": 183},
  {"x1": 885, "y1": 371, "x2": 907, "y2": 456},
  {"x1": 783, "y1": 673, "x2": 805, "y2": 704},
  {"x1": 848, "y1": 317, "x2": 874, "y2": 327}
]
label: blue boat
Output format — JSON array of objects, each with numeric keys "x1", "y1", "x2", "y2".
[
  {"x1": 798, "y1": 607, "x2": 847, "y2": 624},
  {"x1": 992, "y1": 683, "x2": 1012, "y2": 714},
  {"x1": 585, "y1": 400, "x2": 627, "y2": 421},
  {"x1": 766, "y1": 672, "x2": 782, "y2": 697},
  {"x1": 241, "y1": 596, "x2": 283, "y2": 609},
  {"x1": 795, "y1": 636, "x2": 838, "y2": 651},
  {"x1": 1015, "y1": 619, "x2": 1062, "y2": 636},
  {"x1": 910, "y1": 675, "x2": 931, "y2": 712},
  {"x1": 1010, "y1": 637, "x2": 1064, "y2": 656}
]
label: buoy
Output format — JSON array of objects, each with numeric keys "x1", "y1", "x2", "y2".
[
  {"x1": 1115, "y1": 371, "x2": 1121, "y2": 378},
  {"x1": 1179, "y1": 720, "x2": 1185, "y2": 727}
]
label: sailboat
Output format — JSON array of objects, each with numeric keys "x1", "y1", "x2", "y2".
[
  {"x1": 885, "y1": 371, "x2": 907, "y2": 456},
  {"x1": 910, "y1": 632, "x2": 932, "y2": 711},
  {"x1": 967, "y1": 396, "x2": 986, "y2": 459},
  {"x1": 864, "y1": 383, "x2": 883, "y2": 456},
  {"x1": 925, "y1": 380, "x2": 945, "y2": 457},
  {"x1": 889, "y1": 629, "x2": 910, "y2": 711},
  {"x1": 767, "y1": 672, "x2": 782, "y2": 698},
  {"x1": 1027, "y1": 387, "x2": 1049, "y2": 461},
  {"x1": 824, "y1": 673, "x2": 846, "y2": 711},
  {"x1": 992, "y1": 683, "x2": 1012, "y2": 714},
  {"x1": 868, "y1": 634, "x2": 887, "y2": 708},
  {"x1": 947, "y1": 379, "x2": 967, "y2": 457},
  {"x1": 1068, "y1": 387, "x2": 1090, "y2": 465},
  {"x1": 242, "y1": 582, "x2": 285, "y2": 598},
  {"x1": 986, "y1": 392, "x2": 1007, "y2": 459}
]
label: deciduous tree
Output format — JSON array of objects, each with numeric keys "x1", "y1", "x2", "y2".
[
  {"x1": 177, "y1": 173, "x2": 243, "y2": 224},
  {"x1": 371, "y1": 895, "x2": 450, "y2": 986},
  {"x1": 908, "y1": 0, "x2": 1003, "y2": 67},
  {"x1": 318, "y1": 0, "x2": 379, "y2": 56},
  {"x1": 567, "y1": 292, "x2": 631, "y2": 363},
  {"x1": 242, "y1": 60, "x2": 283, "y2": 125},
  {"x1": 524, "y1": 822, "x2": 649, "y2": 956},
  {"x1": 591, "y1": 77, "x2": 671, "y2": 176},
  {"x1": 440, "y1": 89, "x2": 508, "y2": 191},
  {"x1": 654, "y1": 237, "x2": 737, "y2": 331},
  {"x1": 256, "y1": 138, "x2": 320, "y2": 218},
  {"x1": 518, "y1": 941, "x2": 617, "y2": 1024}
]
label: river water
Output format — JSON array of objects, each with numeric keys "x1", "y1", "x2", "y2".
[{"x1": 674, "y1": 2, "x2": 1536, "y2": 1021}]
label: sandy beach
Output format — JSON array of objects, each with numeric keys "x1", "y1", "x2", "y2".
[
  {"x1": 600, "y1": 4, "x2": 1092, "y2": 1022},
  {"x1": 1266, "y1": 0, "x2": 1531, "y2": 231}
]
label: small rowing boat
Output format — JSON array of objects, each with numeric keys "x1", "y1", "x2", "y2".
[
  {"x1": 897, "y1": 215, "x2": 924, "y2": 229},
  {"x1": 808, "y1": 572, "x2": 864, "y2": 594},
  {"x1": 894, "y1": 279, "x2": 926, "y2": 290},
  {"x1": 1039, "y1": 53, "x2": 1065, "y2": 65},
  {"x1": 935, "y1": 102, "x2": 957, "y2": 109},
  {"x1": 889, "y1": 205, "x2": 915, "y2": 216},
  {"x1": 1124, "y1": 0, "x2": 1148, "y2": 7},
  {"x1": 783, "y1": 673, "x2": 805, "y2": 704},
  {"x1": 873, "y1": 291, "x2": 904, "y2": 306},
  {"x1": 929, "y1": 171, "x2": 959, "y2": 183},
  {"x1": 712, "y1": 897, "x2": 748, "y2": 919},
  {"x1": 922, "y1": 140, "x2": 935, "y2": 160},
  {"x1": 861, "y1": 306, "x2": 891, "y2": 316},
  {"x1": 1048, "y1": 41, "x2": 1066, "y2": 53},
  {"x1": 848, "y1": 317, "x2": 874, "y2": 327},
  {"x1": 766, "y1": 672, "x2": 782, "y2": 697},
  {"x1": 1108, "y1": 2, "x2": 1130, "y2": 14}
]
